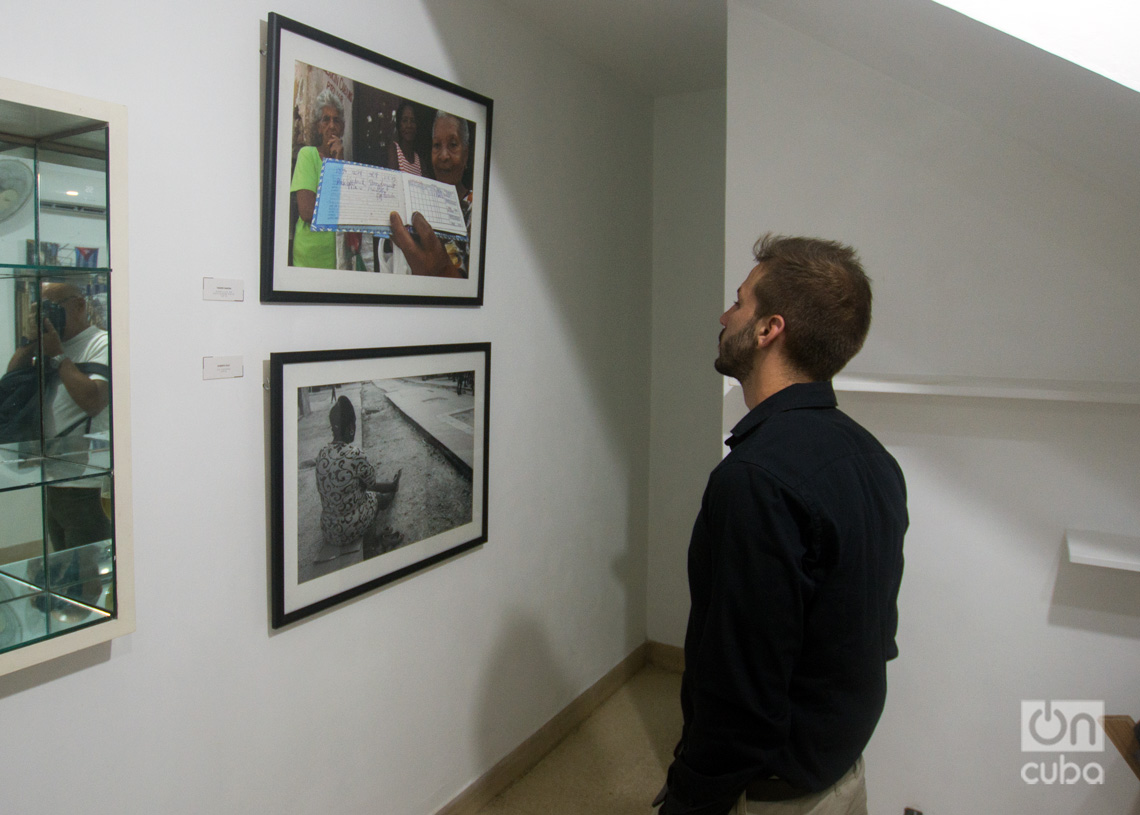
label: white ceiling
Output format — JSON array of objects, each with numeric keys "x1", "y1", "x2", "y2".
[
  {"x1": 495, "y1": 0, "x2": 1140, "y2": 203},
  {"x1": 930, "y1": 0, "x2": 1140, "y2": 94}
]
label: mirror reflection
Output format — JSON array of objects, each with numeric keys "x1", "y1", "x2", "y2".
[{"x1": 0, "y1": 98, "x2": 115, "y2": 654}]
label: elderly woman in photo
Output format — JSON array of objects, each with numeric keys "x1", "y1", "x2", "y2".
[
  {"x1": 388, "y1": 110, "x2": 473, "y2": 279},
  {"x1": 290, "y1": 88, "x2": 345, "y2": 269},
  {"x1": 430, "y1": 111, "x2": 472, "y2": 272},
  {"x1": 315, "y1": 395, "x2": 402, "y2": 558}
]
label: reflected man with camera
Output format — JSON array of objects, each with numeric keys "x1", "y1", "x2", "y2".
[{"x1": 6, "y1": 281, "x2": 111, "y2": 554}]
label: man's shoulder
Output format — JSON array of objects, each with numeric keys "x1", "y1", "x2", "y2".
[
  {"x1": 65, "y1": 326, "x2": 109, "y2": 362},
  {"x1": 728, "y1": 405, "x2": 896, "y2": 485}
]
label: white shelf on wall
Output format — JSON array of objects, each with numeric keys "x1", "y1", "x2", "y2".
[
  {"x1": 1066, "y1": 530, "x2": 1140, "y2": 573},
  {"x1": 834, "y1": 373, "x2": 1140, "y2": 405}
]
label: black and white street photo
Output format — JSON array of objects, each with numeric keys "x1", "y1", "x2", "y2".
[
  {"x1": 296, "y1": 374, "x2": 475, "y2": 583},
  {"x1": 269, "y1": 342, "x2": 489, "y2": 628}
]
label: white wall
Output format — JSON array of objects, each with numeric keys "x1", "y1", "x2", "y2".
[
  {"x1": 646, "y1": 89, "x2": 726, "y2": 646},
  {"x1": 728, "y1": 2, "x2": 1140, "y2": 384},
  {"x1": 727, "y1": 2, "x2": 1140, "y2": 813},
  {"x1": 0, "y1": 1, "x2": 652, "y2": 813},
  {"x1": 846, "y1": 393, "x2": 1140, "y2": 814}
]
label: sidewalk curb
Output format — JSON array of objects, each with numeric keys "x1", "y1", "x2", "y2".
[{"x1": 385, "y1": 395, "x2": 473, "y2": 481}]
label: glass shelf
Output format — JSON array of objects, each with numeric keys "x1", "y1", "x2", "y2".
[
  {"x1": 0, "y1": 448, "x2": 112, "y2": 493},
  {"x1": 0, "y1": 538, "x2": 114, "y2": 655},
  {"x1": 1, "y1": 264, "x2": 112, "y2": 274}
]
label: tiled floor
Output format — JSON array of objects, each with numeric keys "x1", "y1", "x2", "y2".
[{"x1": 476, "y1": 664, "x2": 683, "y2": 814}]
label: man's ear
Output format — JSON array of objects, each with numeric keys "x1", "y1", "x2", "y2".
[{"x1": 755, "y1": 314, "x2": 786, "y2": 347}]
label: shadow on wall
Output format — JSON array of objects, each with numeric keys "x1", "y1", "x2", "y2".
[
  {"x1": 416, "y1": 3, "x2": 653, "y2": 431},
  {"x1": 420, "y1": 0, "x2": 653, "y2": 461},
  {"x1": 473, "y1": 613, "x2": 574, "y2": 778},
  {"x1": 420, "y1": 0, "x2": 652, "y2": 725},
  {"x1": 0, "y1": 641, "x2": 110, "y2": 699}
]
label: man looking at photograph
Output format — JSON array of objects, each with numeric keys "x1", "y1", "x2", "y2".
[{"x1": 657, "y1": 235, "x2": 908, "y2": 815}]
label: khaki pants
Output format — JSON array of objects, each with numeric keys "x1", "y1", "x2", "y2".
[{"x1": 736, "y1": 757, "x2": 867, "y2": 815}]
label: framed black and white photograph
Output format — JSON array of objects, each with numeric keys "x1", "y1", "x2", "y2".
[
  {"x1": 269, "y1": 343, "x2": 490, "y2": 627},
  {"x1": 261, "y1": 13, "x2": 492, "y2": 305}
]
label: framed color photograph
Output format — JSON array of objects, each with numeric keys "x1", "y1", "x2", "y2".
[
  {"x1": 261, "y1": 13, "x2": 492, "y2": 305},
  {"x1": 269, "y1": 343, "x2": 490, "y2": 627}
]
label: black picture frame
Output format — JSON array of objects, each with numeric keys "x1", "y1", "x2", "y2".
[
  {"x1": 269, "y1": 343, "x2": 490, "y2": 627},
  {"x1": 261, "y1": 13, "x2": 492, "y2": 305}
]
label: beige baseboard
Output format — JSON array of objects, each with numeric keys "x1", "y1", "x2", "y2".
[
  {"x1": 646, "y1": 641, "x2": 684, "y2": 673},
  {"x1": 437, "y1": 642, "x2": 651, "y2": 815}
]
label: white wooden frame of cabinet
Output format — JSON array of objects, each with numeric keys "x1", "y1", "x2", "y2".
[{"x1": 0, "y1": 77, "x2": 135, "y2": 677}]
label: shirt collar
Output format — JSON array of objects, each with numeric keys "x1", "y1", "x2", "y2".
[{"x1": 726, "y1": 380, "x2": 838, "y2": 449}]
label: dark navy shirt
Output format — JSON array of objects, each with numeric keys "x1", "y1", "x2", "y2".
[{"x1": 662, "y1": 381, "x2": 907, "y2": 815}]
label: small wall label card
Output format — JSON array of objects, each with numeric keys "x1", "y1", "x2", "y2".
[
  {"x1": 203, "y1": 278, "x2": 245, "y2": 302},
  {"x1": 203, "y1": 356, "x2": 244, "y2": 380}
]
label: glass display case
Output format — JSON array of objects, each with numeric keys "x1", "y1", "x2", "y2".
[{"x1": 0, "y1": 78, "x2": 133, "y2": 674}]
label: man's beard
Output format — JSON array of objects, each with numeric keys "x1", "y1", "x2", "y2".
[{"x1": 714, "y1": 318, "x2": 758, "y2": 381}]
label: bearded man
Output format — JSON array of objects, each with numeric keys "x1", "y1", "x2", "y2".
[{"x1": 657, "y1": 234, "x2": 908, "y2": 815}]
